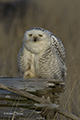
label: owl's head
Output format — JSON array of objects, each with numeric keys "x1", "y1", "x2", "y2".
[{"x1": 23, "y1": 27, "x2": 51, "y2": 54}]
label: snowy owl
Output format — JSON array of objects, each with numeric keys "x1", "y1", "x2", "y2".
[{"x1": 18, "y1": 27, "x2": 67, "y2": 81}]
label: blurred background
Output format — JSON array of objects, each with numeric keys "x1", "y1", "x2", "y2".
[{"x1": 0, "y1": 0, "x2": 80, "y2": 119}]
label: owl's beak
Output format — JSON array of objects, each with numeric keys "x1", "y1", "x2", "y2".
[{"x1": 33, "y1": 37, "x2": 37, "y2": 42}]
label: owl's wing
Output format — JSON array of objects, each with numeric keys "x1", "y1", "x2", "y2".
[
  {"x1": 51, "y1": 34, "x2": 67, "y2": 79},
  {"x1": 50, "y1": 34, "x2": 67, "y2": 79},
  {"x1": 18, "y1": 45, "x2": 31, "y2": 74},
  {"x1": 50, "y1": 34, "x2": 65, "y2": 64}
]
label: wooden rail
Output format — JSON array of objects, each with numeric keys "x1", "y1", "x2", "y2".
[{"x1": 0, "y1": 77, "x2": 80, "y2": 120}]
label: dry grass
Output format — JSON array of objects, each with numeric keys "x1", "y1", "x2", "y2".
[{"x1": 0, "y1": 0, "x2": 80, "y2": 119}]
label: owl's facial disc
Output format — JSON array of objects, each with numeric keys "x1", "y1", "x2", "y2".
[{"x1": 23, "y1": 30, "x2": 50, "y2": 54}]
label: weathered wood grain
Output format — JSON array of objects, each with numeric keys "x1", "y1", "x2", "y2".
[
  {"x1": 0, "y1": 77, "x2": 64, "y2": 90},
  {"x1": 0, "y1": 77, "x2": 80, "y2": 120},
  {"x1": 0, "y1": 77, "x2": 63, "y2": 120}
]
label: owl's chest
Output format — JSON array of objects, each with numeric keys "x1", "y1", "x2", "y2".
[{"x1": 34, "y1": 51, "x2": 56, "y2": 78}]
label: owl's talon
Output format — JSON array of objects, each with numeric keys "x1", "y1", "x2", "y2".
[
  {"x1": 23, "y1": 70, "x2": 38, "y2": 79},
  {"x1": 23, "y1": 74, "x2": 30, "y2": 79}
]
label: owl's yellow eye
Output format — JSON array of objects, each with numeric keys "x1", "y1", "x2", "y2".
[
  {"x1": 39, "y1": 34, "x2": 43, "y2": 37},
  {"x1": 29, "y1": 34, "x2": 32, "y2": 37}
]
